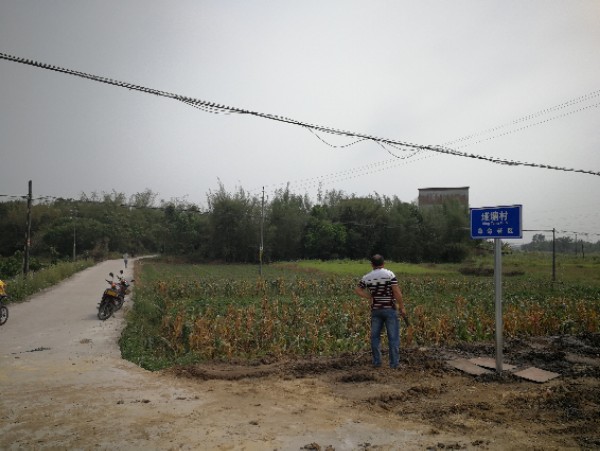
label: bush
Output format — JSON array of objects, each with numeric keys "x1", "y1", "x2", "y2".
[
  {"x1": 0, "y1": 252, "x2": 23, "y2": 279},
  {"x1": 441, "y1": 243, "x2": 470, "y2": 263}
]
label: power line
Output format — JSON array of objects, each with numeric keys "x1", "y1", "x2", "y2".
[
  {"x1": 445, "y1": 90, "x2": 600, "y2": 147},
  {"x1": 290, "y1": 91, "x2": 599, "y2": 192},
  {"x1": 2, "y1": 51, "x2": 599, "y2": 177},
  {"x1": 304, "y1": 127, "x2": 370, "y2": 149},
  {"x1": 254, "y1": 152, "x2": 435, "y2": 194},
  {"x1": 453, "y1": 101, "x2": 600, "y2": 150}
]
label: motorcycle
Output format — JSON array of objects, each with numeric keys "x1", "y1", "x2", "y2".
[
  {"x1": 0, "y1": 280, "x2": 9, "y2": 326},
  {"x1": 98, "y1": 272, "x2": 123, "y2": 321},
  {"x1": 97, "y1": 271, "x2": 134, "y2": 320}
]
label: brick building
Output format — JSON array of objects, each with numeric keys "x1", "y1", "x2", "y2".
[{"x1": 418, "y1": 187, "x2": 469, "y2": 209}]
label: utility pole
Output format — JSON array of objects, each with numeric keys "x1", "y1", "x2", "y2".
[
  {"x1": 259, "y1": 187, "x2": 265, "y2": 276},
  {"x1": 73, "y1": 227, "x2": 76, "y2": 261},
  {"x1": 23, "y1": 180, "x2": 32, "y2": 275},
  {"x1": 552, "y1": 228, "x2": 556, "y2": 282},
  {"x1": 71, "y1": 208, "x2": 77, "y2": 261}
]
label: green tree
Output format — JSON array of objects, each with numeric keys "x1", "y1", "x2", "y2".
[
  {"x1": 266, "y1": 186, "x2": 311, "y2": 261},
  {"x1": 384, "y1": 198, "x2": 424, "y2": 263},
  {"x1": 420, "y1": 201, "x2": 470, "y2": 262},
  {"x1": 162, "y1": 202, "x2": 209, "y2": 256},
  {"x1": 129, "y1": 188, "x2": 158, "y2": 209},
  {"x1": 0, "y1": 201, "x2": 27, "y2": 256},
  {"x1": 303, "y1": 205, "x2": 347, "y2": 259},
  {"x1": 330, "y1": 195, "x2": 386, "y2": 260},
  {"x1": 207, "y1": 183, "x2": 260, "y2": 262}
]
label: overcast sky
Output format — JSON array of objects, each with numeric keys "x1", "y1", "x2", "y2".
[{"x1": 1, "y1": 1, "x2": 599, "y2": 244}]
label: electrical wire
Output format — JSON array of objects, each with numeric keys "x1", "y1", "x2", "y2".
[
  {"x1": 2, "y1": 52, "x2": 599, "y2": 236},
  {"x1": 1, "y1": 52, "x2": 599, "y2": 177},
  {"x1": 453, "y1": 101, "x2": 600, "y2": 150},
  {"x1": 255, "y1": 152, "x2": 435, "y2": 194},
  {"x1": 304, "y1": 127, "x2": 369, "y2": 149},
  {"x1": 299, "y1": 91, "x2": 599, "y2": 191},
  {"x1": 445, "y1": 89, "x2": 600, "y2": 147}
]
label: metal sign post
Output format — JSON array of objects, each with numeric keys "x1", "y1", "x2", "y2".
[
  {"x1": 470, "y1": 205, "x2": 522, "y2": 373},
  {"x1": 494, "y1": 238, "x2": 503, "y2": 371}
]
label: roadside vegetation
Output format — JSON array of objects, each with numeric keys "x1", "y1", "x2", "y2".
[
  {"x1": 121, "y1": 254, "x2": 600, "y2": 370},
  {"x1": 2, "y1": 259, "x2": 95, "y2": 303}
]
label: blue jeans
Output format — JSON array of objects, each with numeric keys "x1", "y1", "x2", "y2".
[{"x1": 371, "y1": 308, "x2": 400, "y2": 368}]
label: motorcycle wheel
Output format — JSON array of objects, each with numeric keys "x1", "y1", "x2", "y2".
[
  {"x1": 114, "y1": 297, "x2": 124, "y2": 311},
  {"x1": 97, "y1": 300, "x2": 113, "y2": 321},
  {"x1": 0, "y1": 304, "x2": 8, "y2": 325}
]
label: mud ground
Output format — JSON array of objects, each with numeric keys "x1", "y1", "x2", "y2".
[
  {"x1": 0, "y1": 259, "x2": 599, "y2": 450},
  {"x1": 173, "y1": 334, "x2": 600, "y2": 450}
]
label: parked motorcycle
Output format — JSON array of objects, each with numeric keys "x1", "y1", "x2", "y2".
[
  {"x1": 98, "y1": 273, "x2": 123, "y2": 321},
  {"x1": 97, "y1": 272, "x2": 133, "y2": 320},
  {"x1": 0, "y1": 280, "x2": 10, "y2": 326}
]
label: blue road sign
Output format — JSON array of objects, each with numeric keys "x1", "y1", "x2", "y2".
[{"x1": 470, "y1": 205, "x2": 522, "y2": 239}]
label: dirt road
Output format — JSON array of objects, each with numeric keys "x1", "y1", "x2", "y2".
[{"x1": 1, "y1": 259, "x2": 598, "y2": 450}]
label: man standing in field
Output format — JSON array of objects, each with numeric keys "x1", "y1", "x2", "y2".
[{"x1": 354, "y1": 254, "x2": 406, "y2": 369}]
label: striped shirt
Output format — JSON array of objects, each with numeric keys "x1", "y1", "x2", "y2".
[{"x1": 358, "y1": 268, "x2": 398, "y2": 310}]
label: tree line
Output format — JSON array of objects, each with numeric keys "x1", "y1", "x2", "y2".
[
  {"x1": 6, "y1": 184, "x2": 596, "y2": 278},
  {"x1": 521, "y1": 233, "x2": 600, "y2": 255},
  {"x1": 0, "y1": 184, "x2": 481, "y2": 276}
]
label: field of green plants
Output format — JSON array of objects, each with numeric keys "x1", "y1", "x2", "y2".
[{"x1": 120, "y1": 254, "x2": 600, "y2": 370}]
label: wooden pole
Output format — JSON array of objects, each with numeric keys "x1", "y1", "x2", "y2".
[
  {"x1": 23, "y1": 180, "x2": 32, "y2": 275},
  {"x1": 259, "y1": 187, "x2": 264, "y2": 276},
  {"x1": 552, "y1": 228, "x2": 556, "y2": 282}
]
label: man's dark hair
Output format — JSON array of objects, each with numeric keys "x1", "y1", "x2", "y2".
[{"x1": 370, "y1": 254, "x2": 385, "y2": 267}]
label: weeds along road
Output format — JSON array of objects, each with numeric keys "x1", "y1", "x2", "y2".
[{"x1": 0, "y1": 259, "x2": 498, "y2": 450}]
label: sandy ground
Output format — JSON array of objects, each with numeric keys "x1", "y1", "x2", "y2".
[{"x1": 1, "y1": 259, "x2": 599, "y2": 450}]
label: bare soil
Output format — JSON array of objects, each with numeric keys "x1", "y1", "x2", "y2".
[{"x1": 1, "y1": 259, "x2": 599, "y2": 450}]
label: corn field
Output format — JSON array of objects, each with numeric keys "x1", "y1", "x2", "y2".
[{"x1": 120, "y1": 261, "x2": 600, "y2": 370}]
